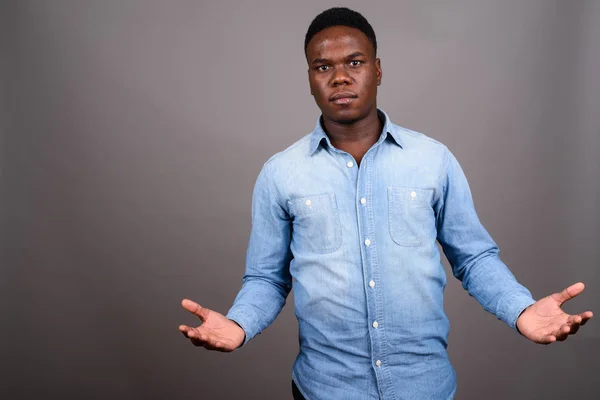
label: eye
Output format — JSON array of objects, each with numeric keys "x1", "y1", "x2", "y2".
[
  {"x1": 349, "y1": 60, "x2": 363, "y2": 67},
  {"x1": 317, "y1": 65, "x2": 330, "y2": 72}
]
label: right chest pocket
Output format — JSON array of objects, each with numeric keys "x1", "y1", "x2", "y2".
[{"x1": 288, "y1": 193, "x2": 342, "y2": 254}]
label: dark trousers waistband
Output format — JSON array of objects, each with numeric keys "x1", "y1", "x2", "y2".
[{"x1": 292, "y1": 380, "x2": 306, "y2": 400}]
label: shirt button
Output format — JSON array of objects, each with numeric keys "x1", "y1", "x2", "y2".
[
  {"x1": 305, "y1": 199, "x2": 311, "y2": 206},
  {"x1": 360, "y1": 197, "x2": 367, "y2": 205},
  {"x1": 369, "y1": 280, "x2": 375, "y2": 288},
  {"x1": 372, "y1": 321, "x2": 379, "y2": 329},
  {"x1": 376, "y1": 360, "x2": 382, "y2": 367},
  {"x1": 364, "y1": 239, "x2": 371, "y2": 247},
  {"x1": 346, "y1": 161, "x2": 354, "y2": 168},
  {"x1": 410, "y1": 191, "x2": 417, "y2": 198}
]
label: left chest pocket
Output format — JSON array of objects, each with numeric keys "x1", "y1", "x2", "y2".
[
  {"x1": 388, "y1": 187, "x2": 434, "y2": 247},
  {"x1": 288, "y1": 193, "x2": 342, "y2": 254}
]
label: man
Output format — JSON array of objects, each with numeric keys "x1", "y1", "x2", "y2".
[{"x1": 179, "y1": 7, "x2": 593, "y2": 400}]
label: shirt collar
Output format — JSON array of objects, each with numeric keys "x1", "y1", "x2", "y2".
[{"x1": 309, "y1": 108, "x2": 403, "y2": 155}]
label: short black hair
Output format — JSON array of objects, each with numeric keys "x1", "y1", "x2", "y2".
[{"x1": 304, "y1": 7, "x2": 377, "y2": 56}]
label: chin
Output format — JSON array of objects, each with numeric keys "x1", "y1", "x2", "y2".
[{"x1": 326, "y1": 107, "x2": 363, "y2": 125}]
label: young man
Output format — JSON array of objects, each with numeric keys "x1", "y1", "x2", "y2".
[{"x1": 179, "y1": 7, "x2": 593, "y2": 400}]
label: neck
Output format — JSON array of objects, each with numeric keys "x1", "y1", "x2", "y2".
[{"x1": 322, "y1": 108, "x2": 382, "y2": 165}]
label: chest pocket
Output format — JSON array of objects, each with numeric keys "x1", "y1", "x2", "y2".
[
  {"x1": 288, "y1": 193, "x2": 342, "y2": 254},
  {"x1": 388, "y1": 187, "x2": 434, "y2": 247}
]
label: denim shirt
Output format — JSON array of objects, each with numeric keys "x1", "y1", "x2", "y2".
[{"x1": 226, "y1": 109, "x2": 535, "y2": 400}]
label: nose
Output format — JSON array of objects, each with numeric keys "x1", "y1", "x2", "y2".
[{"x1": 329, "y1": 67, "x2": 352, "y2": 87}]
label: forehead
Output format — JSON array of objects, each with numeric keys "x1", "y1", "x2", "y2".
[{"x1": 306, "y1": 26, "x2": 373, "y2": 59}]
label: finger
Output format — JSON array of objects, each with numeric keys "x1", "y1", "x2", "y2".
[
  {"x1": 551, "y1": 282, "x2": 585, "y2": 305},
  {"x1": 554, "y1": 324, "x2": 571, "y2": 341},
  {"x1": 180, "y1": 323, "x2": 232, "y2": 351},
  {"x1": 186, "y1": 326, "x2": 224, "y2": 350},
  {"x1": 186, "y1": 327, "x2": 211, "y2": 347},
  {"x1": 206, "y1": 338, "x2": 233, "y2": 352},
  {"x1": 569, "y1": 323, "x2": 581, "y2": 335},
  {"x1": 193, "y1": 331, "x2": 229, "y2": 351},
  {"x1": 566, "y1": 315, "x2": 582, "y2": 334},
  {"x1": 541, "y1": 334, "x2": 556, "y2": 345},
  {"x1": 190, "y1": 336, "x2": 206, "y2": 347},
  {"x1": 181, "y1": 299, "x2": 210, "y2": 322},
  {"x1": 179, "y1": 324, "x2": 193, "y2": 337},
  {"x1": 580, "y1": 311, "x2": 593, "y2": 325},
  {"x1": 184, "y1": 328, "x2": 201, "y2": 343}
]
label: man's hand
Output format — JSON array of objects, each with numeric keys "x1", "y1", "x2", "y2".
[
  {"x1": 179, "y1": 299, "x2": 246, "y2": 352},
  {"x1": 516, "y1": 282, "x2": 593, "y2": 344}
]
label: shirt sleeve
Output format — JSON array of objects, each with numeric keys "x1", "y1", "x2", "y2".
[
  {"x1": 225, "y1": 162, "x2": 293, "y2": 346},
  {"x1": 435, "y1": 146, "x2": 536, "y2": 330}
]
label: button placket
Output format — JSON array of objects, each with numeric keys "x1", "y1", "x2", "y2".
[{"x1": 354, "y1": 153, "x2": 388, "y2": 390}]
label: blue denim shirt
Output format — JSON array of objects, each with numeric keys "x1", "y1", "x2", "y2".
[{"x1": 226, "y1": 109, "x2": 535, "y2": 400}]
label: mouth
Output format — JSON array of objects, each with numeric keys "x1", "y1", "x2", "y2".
[{"x1": 329, "y1": 91, "x2": 358, "y2": 105}]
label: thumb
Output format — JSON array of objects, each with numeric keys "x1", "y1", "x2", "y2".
[
  {"x1": 181, "y1": 299, "x2": 210, "y2": 322},
  {"x1": 551, "y1": 282, "x2": 585, "y2": 305}
]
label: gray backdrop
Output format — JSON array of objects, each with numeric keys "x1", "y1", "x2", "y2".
[{"x1": 2, "y1": 0, "x2": 599, "y2": 399}]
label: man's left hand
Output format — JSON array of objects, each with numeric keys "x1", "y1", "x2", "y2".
[{"x1": 516, "y1": 282, "x2": 593, "y2": 344}]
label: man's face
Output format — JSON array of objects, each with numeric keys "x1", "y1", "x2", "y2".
[{"x1": 306, "y1": 26, "x2": 381, "y2": 125}]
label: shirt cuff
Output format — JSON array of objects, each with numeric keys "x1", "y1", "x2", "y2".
[
  {"x1": 496, "y1": 291, "x2": 536, "y2": 330},
  {"x1": 225, "y1": 305, "x2": 261, "y2": 348}
]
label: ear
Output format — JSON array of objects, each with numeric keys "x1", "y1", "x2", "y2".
[
  {"x1": 375, "y1": 58, "x2": 382, "y2": 86},
  {"x1": 308, "y1": 68, "x2": 314, "y2": 95}
]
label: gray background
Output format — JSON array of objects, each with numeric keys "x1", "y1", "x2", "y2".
[{"x1": 2, "y1": 0, "x2": 599, "y2": 399}]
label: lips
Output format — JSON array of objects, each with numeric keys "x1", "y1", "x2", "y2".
[{"x1": 329, "y1": 91, "x2": 358, "y2": 105}]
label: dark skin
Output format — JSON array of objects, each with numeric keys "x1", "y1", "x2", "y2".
[
  {"x1": 178, "y1": 25, "x2": 592, "y2": 351},
  {"x1": 306, "y1": 26, "x2": 382, "y2": 165}
]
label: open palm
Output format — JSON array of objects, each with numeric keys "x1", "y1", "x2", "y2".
[
  {"x1": 179, "y1": 299, "x2": 246, "y2": 352},
  {"x1": 516, "y1": 282, "x2": 593, "y2": 344}
]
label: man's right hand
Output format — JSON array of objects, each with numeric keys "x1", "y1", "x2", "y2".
[{"x1": 179, "y1": 299, "x2": 246, "y2": 352}]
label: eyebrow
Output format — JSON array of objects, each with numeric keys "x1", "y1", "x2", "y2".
[
  {"x1": 346, "y1": 51, "x2": 366, "y2": 59},
  {"x1": 311, "y1": 51, "x2": 367, "y2": 65}
]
